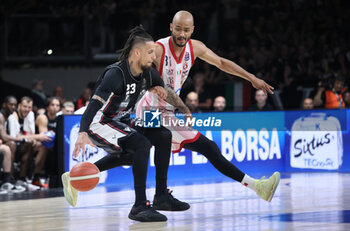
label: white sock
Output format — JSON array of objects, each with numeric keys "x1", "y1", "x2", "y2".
[{"x1": 241, "y1": 174, "x2": 257, "y2": 192}]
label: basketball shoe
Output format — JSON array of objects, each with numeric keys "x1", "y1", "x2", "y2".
[
  {"x1": 128, "y1": 200, "x2": 167, "y2": 222},
  {"x1": 153, "y1": 189, "x2": 190, "y2": 211},
  {"x1": 32, "y1": 178, "x2": 48, "y2": 188},
  {"x1": 0, "y1": 182, "x2": 26, "y2": 193},
  {"x1": 255, "y1": 171, "x2": 280, "y2": 202},
  {"x1": 61, "y1": 172, "x2": 78, "y2": 207},
  {"x1": 16, "y1": 180, "x2": 40, "y2": 191}
]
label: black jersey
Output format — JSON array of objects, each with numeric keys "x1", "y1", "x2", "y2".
[
  {"x1": 0, "y1": 111, "x2": 10, "y2": 135},
  {"x1": 45, "y1": 112, "x2": 57, "y2": 131},
  {"x1": 35, "y1": 113, "x2": 57, "y2": 134},
  {"x1": 18, "y1": 117, "x2": 24, "y2": 134},
  {"x1": 79, "y1": 59, "x2": 164, "y2": 132}
]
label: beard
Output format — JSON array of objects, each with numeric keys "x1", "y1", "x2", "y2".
[
  {"x1": 172, "y1": 34, "x2": 187, "y2": 47},
  {"x1": 141, "y1": 64, "x2": 152, "y2": 72},
  {"x1": 136, "y1": 59, "x2": 152, "y2": 72}
]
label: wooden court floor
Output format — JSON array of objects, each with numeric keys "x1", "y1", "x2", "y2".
[{"x1": 1, "y1": 172, "x2": 350, "y2": 231}]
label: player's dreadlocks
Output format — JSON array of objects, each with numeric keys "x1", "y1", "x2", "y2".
[{"x1": 118, "y1": 25, "x2": 154, "y2": 61}]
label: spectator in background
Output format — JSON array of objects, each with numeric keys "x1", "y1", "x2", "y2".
[
  {"x1": 8, "y1": 97, "x2": 51, "y2": 190},
  {"x1": 57, "y1": 101, "x2": 75, "y2": 116},
  {"x1": 76, "y1": 87, "x2": 91, "y2": 110},
  {"x1": 0, "y1": 139, "x2": 23, "y2": 193},
  {"x1": 30, "y1": 79, "x2": 47, "y2": 114},
  {"x1": 302, "y1": 97, "x2": 314, "y2": 110},
  {"x1": 213, "y1": 96, "x2": 226, "y2": 112},
  {"x1": 343, "y1": 91, "x2": 350, "y2": 108},
  {"x1": 185, "y1": 92, "x2": 202, "y2": 113},
  {"x1": 182, "y1": 73, "x2": 213, "y2": 111},
  {"x1": 52, "y1": 85, "x2": 66, "y2": 103},
  {"x1": 35, "y1": 97, "x2": 61, "y2": 187},
  {"x1": 74, "y1": 100, "x2": 89, "y2": 115},
  {"x1": 249, "y1": 89, "x2": 274, "y2": 111},
  {"x1": 314, "y1": 76, "x2": 346, "y2": 109},
  {"x1": 0, "y1": 96, "x2": 21, "y2": 168}
]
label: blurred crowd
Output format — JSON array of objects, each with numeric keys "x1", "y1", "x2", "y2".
[
  {"x1": 0, "y1": 81, "x2": 91, "y2": 194},
  {"x1": 1, "y1": 0, "x2": 349, "y2": 110}
]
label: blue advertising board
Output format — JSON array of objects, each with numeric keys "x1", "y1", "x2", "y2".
[{"x1": 63, "y1": 109, "x2": 349, "y2": 188}]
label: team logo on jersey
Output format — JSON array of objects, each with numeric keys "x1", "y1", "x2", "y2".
[
  {"x1": 183, "y1": 63, "x2": 188, "y2": 70},
  {"x1": 185, "y1": 52, "x2": 190, "y2": 61},
  {"x1": 143, "y1": 109, "x2": 161, "y2": 128}
]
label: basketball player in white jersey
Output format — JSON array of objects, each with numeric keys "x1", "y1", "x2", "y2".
[{"x1": 136, "y1": 10, "x2": 280, "y2": 203}]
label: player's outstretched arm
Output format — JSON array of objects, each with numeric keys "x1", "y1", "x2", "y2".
[{"x1": 192, "y1": 40, "x2": 274, "y2": 95}]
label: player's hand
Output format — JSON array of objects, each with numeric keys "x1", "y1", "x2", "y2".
[
  {"x1": 25, "y1": 138, "x2": 37, "y2": 147},
  {"x1": 251, "y1": 77, "x2": 274, "y2": 95},
  {"x1": 37, "y1": 133, "x2": 53, "y2": 142},
  {"x1": 149, "y1": 86, "x2": 167, "y2": 100},
  {"x1": 73, "y1": 132, "x2": 96, "y2": 158}
]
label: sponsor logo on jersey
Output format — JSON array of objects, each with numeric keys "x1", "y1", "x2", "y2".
[
  {"x1": 185, "y1": 52, "x2": 190, "y2": 61},
  {"x1": 183, "y1": 62, "x2": 188, "y2": 70},
  {"x1": 166, "y1": 69, "x2": 174, "y2": 75}
]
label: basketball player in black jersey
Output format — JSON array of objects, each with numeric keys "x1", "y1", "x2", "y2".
[
  {"x1": 87, "y1": 11, "x2": 280, "y2": 209},
  {"x1": 35, "y1": 97, "x2": 60, "y2": 187},
  {"x1": 63, "y1": 26, "x2": 192, "y2": 222}
]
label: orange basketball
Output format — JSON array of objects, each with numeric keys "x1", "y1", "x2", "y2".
[{"x1": 69, "y1": 162, "x2": 100, "y2": 191}]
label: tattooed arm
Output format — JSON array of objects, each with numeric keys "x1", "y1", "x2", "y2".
[
  {"x1": 148, "y1": 86, "x2": 190, "y2": 114},
  {"x1": 164, "y1": 87, "x2": 191, "y2": 115}
]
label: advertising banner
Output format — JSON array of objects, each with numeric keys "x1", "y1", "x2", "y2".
[
  {"x1": 62, "y1": 109, "x2": 350, "y2": 187},
  {"x1": 63, "y1": 111, "x2": 285, "y2": 186},
  {"x1": 284, "y1": 109, "x2": 349, "y2": 172}
]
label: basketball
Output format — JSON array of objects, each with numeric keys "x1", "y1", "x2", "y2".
[
  {"x1": 42, "y1": 130, "x2": 55, "y2": 148},
  {"x1": 69, "y1": 162, "x2": 100, "y2": 191}
]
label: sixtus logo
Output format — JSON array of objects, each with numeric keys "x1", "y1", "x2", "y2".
[
  {"x1": 293, "y1": 133, "x2": 331, "y2": 157},
  {"x1": 290, "y1": 113, "x2": 343, "y2": 170},
  {"x1": 290, "y1": 130, "x2": 343, "y2": 170}
]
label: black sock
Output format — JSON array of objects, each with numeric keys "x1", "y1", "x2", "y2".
[
  {"x1": 144, "y1": 127, "x2": 171, "y2": 196},
  {"x1": 184, "y1": 134, "x2": 245, "y2": 182},
  {"x1": 119, "y1": 132, "x2": 151, "y2": 206},
  {"x1": 3, "y1": 172, "x2": 11, "y2": 183},
  {"x1": 33, "y1": 173, "x2": 40, "y2": 182},
  {"x1": 134, "y1": 186, "x2": 147, "y2": 206},
  {"x1": 155, "y1": 178, "x2": 167, "y2": 195}
]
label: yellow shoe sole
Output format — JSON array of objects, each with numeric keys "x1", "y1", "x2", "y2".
[
  {"x1": 62, "y1": 172, "x2": 78, "y2": 207},
  {"x1": 267, "y1": 172, "x2": 280, "y2": 202}
]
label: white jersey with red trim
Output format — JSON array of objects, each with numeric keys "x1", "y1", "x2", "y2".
[
  {"x1": 135, "y1": 37, "x2": 200, "y2": 153},
  {"x1": 157, "y1": 36, "x2": 195, "y2": 95}
]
